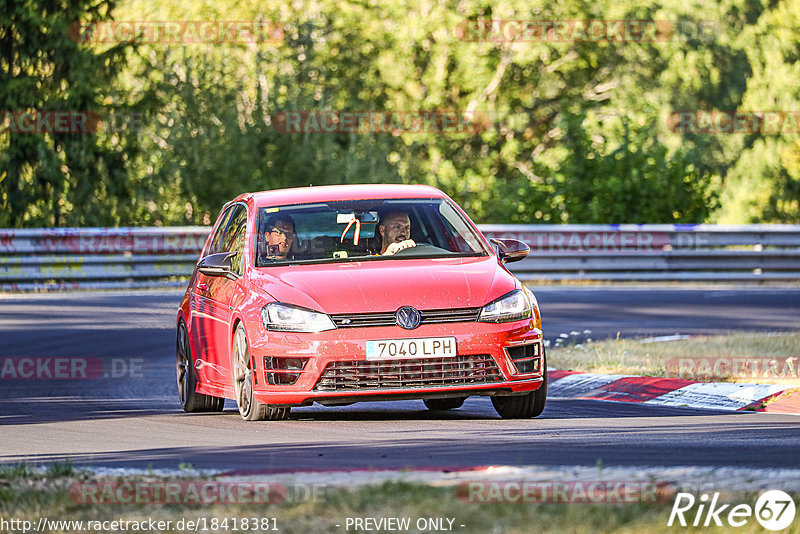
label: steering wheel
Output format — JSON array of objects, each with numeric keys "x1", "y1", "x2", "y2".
[{"x1": 391, "y1": 243, "x2": 452, "y2": 257}]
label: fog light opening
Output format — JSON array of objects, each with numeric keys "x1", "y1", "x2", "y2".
[
  {"x1": 264, "y1": 356, "x2": 310, "y2": 385},
  {"x1": 505, "y1": 343, "x2": 542, "y2": 375}
]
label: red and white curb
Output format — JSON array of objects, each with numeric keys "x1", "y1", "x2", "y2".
[{"x1": 548, "y1": 370, "x2": 800, "y2": 414}]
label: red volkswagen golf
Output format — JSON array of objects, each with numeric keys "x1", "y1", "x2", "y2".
[{"x1": 176, "y1": 184, "x2": 546, "y2": 420}]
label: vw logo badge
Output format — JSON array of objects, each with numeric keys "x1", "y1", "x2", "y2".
[{"x1": 396, "y1": 306, "x2": 421, "y2": 330}]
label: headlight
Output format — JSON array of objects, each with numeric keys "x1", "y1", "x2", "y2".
[
  {"x1": 522, "y1": 285, "x2": 539, "y2": 312},
  {"x1": 261, "y1": 303, "x2": 336, "y2": 333},
  {"x1": 478, "y1": 289, "x2": 533, "y2": 323},
  {"x1": 522, "y1": 285, "x2": 542, "y2": 328}
]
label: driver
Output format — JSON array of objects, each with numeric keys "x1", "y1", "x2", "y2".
[
  {"x1": 378, "y1": 211, "x2": 416, "y2": 255},
  {"x1": 264, "y1": 214, "x2": 296, "y2": 260}
]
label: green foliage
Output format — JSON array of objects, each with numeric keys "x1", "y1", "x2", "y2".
[
  {"x1": 1, "y1": 0, "x2": 797, "y2": 226},
  {"x1": 0, "y1": 0, "x2": 142, "y2": 227},
  {"x1": 44, "y1": 461, "x2": 76, "y2": 478},
  {"x1": 0, "y1": 463, "x2": 36, "y2": 480},
  {"x1": 713, "y1": 0, "x2": 800, "y2": 223},
  {"x1": 557, "y1": 108, "x2": 717, "y2": 222}
]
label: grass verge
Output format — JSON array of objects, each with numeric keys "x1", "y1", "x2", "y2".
[
  {"x1": 2, "y1": 470, "x2": 799, "y2": 533},
  {"x1": 548, "y1": 331, "x2": 800, "y2": 384}
]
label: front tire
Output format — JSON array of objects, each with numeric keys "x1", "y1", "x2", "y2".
[
  {"x1": 176, "y1": 321, "x2": 224, "y2": 413},
  {"x1": 424, "y1": 397, "x2": 466, "y2": 410},
  {"x1": 491, "y1": 349, "x2": 547, "y2": 419},
  {"x1": 232, "y1": 324, "x2": 290, "y2": 421}
]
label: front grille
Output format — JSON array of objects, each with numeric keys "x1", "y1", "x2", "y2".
[
  {"x1": 330, "y1": 307, "x2": 481, "y2": 328},
  {"x1": 330, "y1": 312, "x2": 396, "y2": 328},
  {"x1": 313, "y1": 354, "x2": 502, "y2": 391}
]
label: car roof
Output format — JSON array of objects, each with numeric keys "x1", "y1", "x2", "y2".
[{"x1": 232, "y1": 184, "x2": 448, "y2": 208}]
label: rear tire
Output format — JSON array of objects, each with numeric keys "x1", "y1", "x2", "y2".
[
  {"x1": 424, "y1": 397, "x2": 466, "y2": 411},
  {"x1": 232, "y1": 324, "x2": 290, "y2": 421},
  {"x1": 491, "y1": 349, "x2": 547, "y2": 419},
  {"x1": 176, "y1": 321, "x2": 224, "y2": 413}
]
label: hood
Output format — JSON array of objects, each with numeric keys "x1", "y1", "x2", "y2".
[{"x1": 249, "y1": 256, "x2": 518, "y2": 313}]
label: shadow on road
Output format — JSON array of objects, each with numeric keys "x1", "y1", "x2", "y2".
[
  {"x1": 5, "y1": 416, "x2": 800, "y2": 471},
  {"x1": 0, "y1": 394, "x2": 737, "y2": 426}
]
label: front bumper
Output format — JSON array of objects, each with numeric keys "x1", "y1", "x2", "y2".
[{"x1": 248, "y1": 318, "x2": 544, "y2": 406}]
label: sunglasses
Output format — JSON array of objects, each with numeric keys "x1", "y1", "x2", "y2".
[{"x1": 269, "y1": 227, "x2": 295, "y2": 240}]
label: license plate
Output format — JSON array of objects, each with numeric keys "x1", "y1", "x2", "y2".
[{"x1": 365, "y1": 337, "x2": 457, "y2": 360}]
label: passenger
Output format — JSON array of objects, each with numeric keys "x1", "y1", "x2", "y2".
[
  {"x1": 378, "y1": 211, "x2": 416, "y2": 255},
  {"x1": 264, "y1": 214, "x2": 296, "y2": 260}
]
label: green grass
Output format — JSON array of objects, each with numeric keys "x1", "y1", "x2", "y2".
[
  {"x1": 0, "y1": 461, "x2": 82, "y2": 481},
  {"x1": 548, "y1": 331, "x2": 800, "y2": 384},
  {"x1": 2, "y1": 474, "x2": 798, "y2": 533},
  {"x1": 0, "y1": 463, "x2": 37, "y2": 480}
]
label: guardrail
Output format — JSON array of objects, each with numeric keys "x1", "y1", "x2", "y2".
[
  {"x1": 480, "y1": 224, "x2": 800, "y2": 282},
  {"x1": 0, "y1": 227, "x2": 208, "y2": 291},
  {"x1": 1, "y1": 224, "x2": 800, "y2": 290}
]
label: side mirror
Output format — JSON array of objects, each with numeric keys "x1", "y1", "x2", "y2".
[
  {"x1": 197, "y1": 252, "x2": 238, "y2": 280},
  {"x1": 490, "y1": 238, "x2": 530, "y2": 264}
]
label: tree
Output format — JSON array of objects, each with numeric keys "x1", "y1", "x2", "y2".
[
  {"x1": 0, "y1": 0, "x2": 141, "y2": 226},
  {"x1": 4, "y1": 0, "x2": 795, "y2": 227},
  {"x1": 713, "y1": 0, "x2": 800, "y2": 222}
]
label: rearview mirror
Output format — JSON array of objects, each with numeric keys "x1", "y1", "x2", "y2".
[
  {"x1": 336, "y1": 211, "x2": 379, "y2": 224},
  {"x1": 197, "y1": 252, "x2": 238, "y2": 280},
  {"x1": 490, "y1": 239, "x2": 530, "y2": 264}
]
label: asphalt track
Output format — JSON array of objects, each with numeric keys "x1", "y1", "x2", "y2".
[{"x1": 0, "y1": 286, "x2": 799, "y2": 472}]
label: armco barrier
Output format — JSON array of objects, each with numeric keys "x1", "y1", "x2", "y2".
[
  {"x1": 479, "y1": 224, "x2": 800, "y2": 282},
  {"x1": 0, "y1": 227, "x2": 208, "y2": 291},
  {"x1": 1, "y1": 224, "x2": 799, "y2": 290}
]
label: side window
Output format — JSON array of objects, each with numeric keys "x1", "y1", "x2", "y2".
[
  {"x1": 204, "y1": 206, "x2": 235, "y2": 256},
  {"x1": 220, "y1": 205, "x2": 248, "y2": 276}
]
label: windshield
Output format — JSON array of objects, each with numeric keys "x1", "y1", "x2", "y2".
[{"x1": 254, "y1": 198, "x2": 489, "y2": 267}]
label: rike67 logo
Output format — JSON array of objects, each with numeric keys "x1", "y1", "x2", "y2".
[{"x1": 669, "y1": 490, "x2": 796, "y2": 530}]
